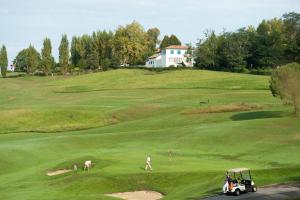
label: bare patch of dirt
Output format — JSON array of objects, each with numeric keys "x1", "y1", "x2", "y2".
[
  {"x1": 47, "y1": 169, "x2": 72, "y2": 176},
  {"x1": 182, "y1": 103, "x2": 263, "y2": 115},
  {"x1": 106, "y1": 190, "x2": 164, "y2": 200}
]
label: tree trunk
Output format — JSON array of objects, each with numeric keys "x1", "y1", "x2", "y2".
[{"x1": 292, "y1": 95, "x2": 299, "y2": 116}]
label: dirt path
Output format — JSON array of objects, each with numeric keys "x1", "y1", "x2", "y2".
[
  {"x1": 106, "y1": 191, "x2": 164, "y2": 200},
  {"x1": 202, "y1": 183, "x2": 300, "y2": 200}
]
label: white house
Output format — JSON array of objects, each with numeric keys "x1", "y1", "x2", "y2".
[
  {"x1": 146, "y1": 45, "x2": 193, "y2": 68},
  {"x1": 7, "y1": 65, "x2": 15, "y2": 72}
]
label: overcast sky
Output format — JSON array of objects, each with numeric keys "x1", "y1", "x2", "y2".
[{"x1": 0, "y1": 0, "x2": 299, "y2": 64}]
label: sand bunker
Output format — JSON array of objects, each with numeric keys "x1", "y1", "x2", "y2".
[
  {"x1": 47, "y1": 169, "x2": 72, "y2": 176},
  {"x1": 106, "y1": 191, "x2": 164, "y2": 200}
]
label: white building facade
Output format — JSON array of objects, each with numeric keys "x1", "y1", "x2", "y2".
[{"x1": 146, "y1": 45, "x2": 193, "y2": 68}]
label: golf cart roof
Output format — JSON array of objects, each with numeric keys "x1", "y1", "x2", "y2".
[{"x1": 227, "y1": 168, "x2": 250, "y2": 173}]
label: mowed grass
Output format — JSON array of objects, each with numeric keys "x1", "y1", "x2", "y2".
[{"x1": 0, "y1": 69, "x2": 299, "y2": 200}]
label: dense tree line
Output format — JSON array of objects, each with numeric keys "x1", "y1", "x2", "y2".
[
  {"x1": 10, "y1": 12, "x2": 299, "y2": 76},
  {"x1": 195, "y1": 12, "x2": 300, "y2": 74},
  {"x1": 13, "y1": 21, "x2": 182, "y2": 75}
]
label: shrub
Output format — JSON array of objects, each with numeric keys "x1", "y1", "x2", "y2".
[
  {"x1": 101, "y1": 58, "x2": 111, "y2": 71},
  {"x1": 270, "y1": 63, "x2": 300, "y2": 115}
]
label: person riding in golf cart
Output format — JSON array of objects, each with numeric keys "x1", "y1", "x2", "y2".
[{"x1": 223, "y1": 168, "x2": 257, "y2": 196}]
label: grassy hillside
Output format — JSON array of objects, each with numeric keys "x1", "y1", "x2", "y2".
[{"x1": 0, "y1": 69, "x2": 299, "y2": 200}]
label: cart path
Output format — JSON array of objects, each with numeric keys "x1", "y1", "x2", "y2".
[{"x1": 202, "y1": 183, "x2": 300, "y2": 200}]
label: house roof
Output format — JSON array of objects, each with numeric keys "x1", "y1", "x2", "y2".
[
  {"x1": 148, "y1": 53, "x2": 160, "y2": 59},
  {"x1": 164, "y1": 45, "x2": 189, "y2": 50}
]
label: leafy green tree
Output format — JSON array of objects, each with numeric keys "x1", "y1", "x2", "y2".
[
  {"x1": 270, "y1": 63, "x2": 300, "y2": 115},
  {"x1": 147, "y1": 28, "x2": 160, "y2": 52},
  {"x1": 282, "y1": 12, "x2": 300, "y2": 63},
  {"x1": 219, "y1": 30, "x2": 250, "y2": 71},
  {"x1": 195, "y1": 31, "x2": 220, "y2": 70},
  {"x1": 92, "y1": 30, "x2": 114, "y2": 65},
  {"x1": 70, "y1": 36, "x2": 87, "y2": 69},
  {"x1": 41, "y1": 38, "x2": 53, "y2": 75},
  {"x1": 100, "y1": 58, "x2": 111, "y2": 71},
  {"x1": 26, "y1": 45, "x2": 40, "y2": 73},
  {"x1": 14, "y1": 47, "x2": 40, "y2": 73},
  {"x1": 185, "y1": 43, "x2": 194, "y2": 64},
  {"x1": 14, "y1": 49, "x2": 28, "y2": 72},
  {"x1": 253, "y1": 19, "x2": 285, "y2": 68},
  {"x1": 59, "y1": 34, "x2": 70, "y2": 74},
  {"x1": 86, "y1": 47, "x2": 99, "y2": 70},
  {"x1": 114, "y1": 21, "x2": 149, "y2": 65},
  {"x1": 0, "y1": 45, "x2": 8, "y2": 77}
]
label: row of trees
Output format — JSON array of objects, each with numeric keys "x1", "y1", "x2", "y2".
[
  {"x1": 195, "y1": 12, "x2": 300, "y2": 73},
  {"x1": 0, "y1": 45, "x2": 8, "y2": 77},
  {"x1": 10, "y1": 12, "x2": 300, "y2": 75},
  {"x1": 13, "y1": 21, "x2": 182, "y2": 75}
]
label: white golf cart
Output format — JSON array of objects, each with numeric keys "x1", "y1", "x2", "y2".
[{"x1": 223, "y1": 168, "x2": 257, "y2": 196}]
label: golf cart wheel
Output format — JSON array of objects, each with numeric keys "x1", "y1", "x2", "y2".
[
  {"x1": 235, "y1": 189, "x2": 241, "y2": 196},
  {"x1": 252, "y1": 186, "x2": 257, "y2": 192}
]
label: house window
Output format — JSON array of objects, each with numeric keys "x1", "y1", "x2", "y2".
[
  {"x1": 177, "y1": 50, "x2": 181, "y2": 55},
  {"x1": 162, "y1": 50, "x2": 166, "y2": 55},
  {"x1": 171, "y1": 50, "x2": 174, "y2": 54}
]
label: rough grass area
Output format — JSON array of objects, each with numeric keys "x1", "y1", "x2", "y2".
[
  {"x1": 0, "y1": 108, "x2": 116, "y2": 133},
  {"x1": 182, "y1": 103, "x2": 264, "y2": 115}
]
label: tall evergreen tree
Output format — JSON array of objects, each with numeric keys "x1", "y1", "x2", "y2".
[
  {"x1": 160, "y1": 34, "x2": 181, "y2": 49},
  {"x1": 0, "y1": 45, "x2": 8, "y2": 78},
  {"x1": 160, "y1": 35, "x2": 170, "y2": 49},
  {"x1": 169, "y1": 34, "x2": 182, "y2": 46},
  {"x1": 92, "y1": 30, "x2": 114, "y2": 65},
  {"x1": 59, "y1": 34, "x2": 70, "y2": 74},
  {"x1": 41, "y1": 38, "x2": 53, "y2": 75}
]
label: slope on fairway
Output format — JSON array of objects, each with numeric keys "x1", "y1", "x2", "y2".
[{"x1": 0, "y1": 69, "x2": 299, "y2": 200}]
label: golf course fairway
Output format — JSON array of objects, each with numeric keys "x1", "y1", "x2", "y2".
[{"x1": 0, "y1": 69, "x2": 299, "y2": 200}]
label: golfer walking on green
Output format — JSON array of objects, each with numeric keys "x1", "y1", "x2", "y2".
[{"x1": 145, "y1": 155, "x2": 152, "y2": 171}]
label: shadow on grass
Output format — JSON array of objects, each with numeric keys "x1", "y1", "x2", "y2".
[{"x1": 231, "y1": 111, "x2": 284, "y2": 121}]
